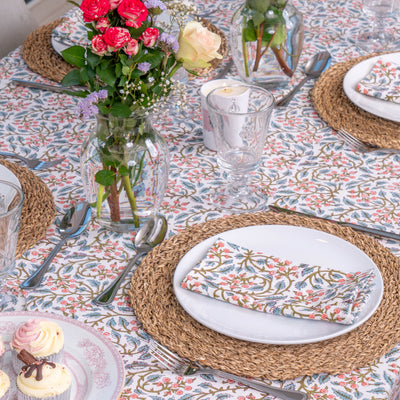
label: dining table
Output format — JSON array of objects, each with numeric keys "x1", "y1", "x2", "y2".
[{"x1": 1, "y1": 0, "x2": 400, "y2": 399}]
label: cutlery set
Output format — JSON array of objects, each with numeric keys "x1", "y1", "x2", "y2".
[{"x1": 149, "y1": 341, "x2": 308, "y2": 400}]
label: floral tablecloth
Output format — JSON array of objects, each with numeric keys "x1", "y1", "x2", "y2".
[{"x1": 1, "y1": 0, "x2": 400, "y2": 399}]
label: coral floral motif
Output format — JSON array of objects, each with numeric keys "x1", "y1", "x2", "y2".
[
  {"x1": 356, "y1": 58, "x2": 400, "y2": 103},
  {"x1": 181, "y1": 238, "x2": 376, "y2": 325},
  {"x1": 78, "y1": 339, "x2": 111, "y2": 388}
]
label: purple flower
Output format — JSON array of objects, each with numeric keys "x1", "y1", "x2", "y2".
[
  {"x1": 137, "y1": 62, "x2": 151, "y2": 73},
  {"x1": 158, "y1": 32, "x2": 179, "y2": 53},
  {"x1": 143, "y1": 0, "x2": 167, "y2": 11},
  {"x1": 76, "y1": 90, "x2": 109, "y2": 120}
]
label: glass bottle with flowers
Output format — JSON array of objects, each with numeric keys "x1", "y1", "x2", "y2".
[
  {"x1": 230, "y1": 0, "x2": 304, "y2": 88},
  {"x1": 62, "y1": 0, "x2": 222, "y2": 232}
]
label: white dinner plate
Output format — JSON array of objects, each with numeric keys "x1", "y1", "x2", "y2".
[
  {"x1": 173, "y1": 225, "x2": 384, "y2": 345},
  {"x1": 343, "y1": 52, "x2": 400, "y2": 123},
  {"x1": 0, "y1": 311, "x2": 125, "y2": 400}
]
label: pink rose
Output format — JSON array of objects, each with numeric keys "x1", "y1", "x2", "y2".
[
  {"x1": 103, "y1": 27, "x2": 131, "y2": 51},
  {"x1": 91, "y1": 35, "x2": 108, "y2": 55},
  {"x1": 109, "y1": 0, "x2": 123, "y2": 9},
  {"x1": 80, "y1": 0, "x2": 110, "y2": 22},
  {"x1": 140, "y1": 27, "x2": 159, "y2": 47},
  {"x1": 117, "y1": 0, "x2": 148, "y2": 28},
  {"x1": 125, "y1": 38, "x2": 139, "y2": 56},
  {"x1": 96, "y1": 17, "x2": 109, "y2": 33}
]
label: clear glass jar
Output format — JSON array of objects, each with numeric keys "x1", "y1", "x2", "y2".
[
  {"x1": 230, "y1": 0, "x2": 304, "y2": 88},
  {"x1": 81, "y1": 113, "x2": 169, "y2": 232}
]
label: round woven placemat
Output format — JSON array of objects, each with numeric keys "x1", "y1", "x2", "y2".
[
  {"x1": 0, "y1": 160, "x2": 56, "y2": 258},
  {"x1": 130, "y1": 211, "x2": 400, "y2": 380},
  {"x1": 312, "y1": 54, "x2": 400, "y2": 150},
  {"x1": 21, "y1": 19, "x2": 75, "y2": 83}
]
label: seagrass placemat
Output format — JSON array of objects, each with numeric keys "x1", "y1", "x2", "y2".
[
  {"x1": 130, "y1": 211, "x2": 400, "y2": 380},
  {"x1": 0, "y1": 160, "x2": 56, "y2": 258},
  {"x1": 312, "y1": 54, "x2": 400, "y2": 150},
  {"x1": 21, "y1": 19, "x2": 75, "y2": 83}
]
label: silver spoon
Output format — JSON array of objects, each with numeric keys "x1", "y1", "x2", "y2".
[
  {"x1": 276, "y1": 51, "x2": 331, "y2": 107},
  {"x1": 93, "y1": 214, "x2": 168, "y2": 306},
  {"x1": 20, "y1": 201, "x2": 91, "y2": 290}
]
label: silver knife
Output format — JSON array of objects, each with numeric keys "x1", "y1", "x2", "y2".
[
  {"x1": 269, "y1": 205, "x2": 400, "y2": 242},
  {"x1": 11, "y1": 78, "x2": 82, "y2": 94}
]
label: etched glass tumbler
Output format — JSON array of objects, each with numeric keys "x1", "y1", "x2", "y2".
[
  {"x1": 0, "y1": 180, "x2": 24, "y2": 309},
  {"x1": 206, "y1": 84, "x2": 274, "y2": 212}
]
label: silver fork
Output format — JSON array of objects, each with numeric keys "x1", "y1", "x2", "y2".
[
  {"x1": 149, "y1": 341, "x2": 308, "y2": 400},
  {"x1": 0, "y1": 151, "x2": 66, "y2": 170},
  {"x1": 336, "y1": 129, "x2": 398, "y2": 153}
]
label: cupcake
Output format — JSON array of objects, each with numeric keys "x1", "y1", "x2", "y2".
[
  {"x1": 10, "y1": 320, "x2": 64, "y2": 374},
  {"x1": 16, "y1": 350, "x2": 71, "y2": 400},
  {"x1": 0, "y1": 370, "x2": 10, "y2": 399}
]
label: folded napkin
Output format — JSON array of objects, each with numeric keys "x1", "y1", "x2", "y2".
[
  {"x1": 52, "y1": 9, "x2": 89, "y2": 48},
  {"x1": 181, "y1": 238, "x2": 376, "y2": 325},
  {"x1": 356, "y1": 58, "x2": 400, "y2": 104}
]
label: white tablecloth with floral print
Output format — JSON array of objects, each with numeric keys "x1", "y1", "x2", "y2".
[{"x1": 1, "y1": 0, "x2": 400, "y2": 399}]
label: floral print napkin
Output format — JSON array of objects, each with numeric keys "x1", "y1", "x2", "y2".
[
  {"x1": 356, "y1": 59, "x2": 400, "y2": 104},
  {"x1": 181, "y1": 238, "x2": 376, "y2": 325},
  {"x1": 52, "y1": 9, "x2": 89, "y2": 48}
]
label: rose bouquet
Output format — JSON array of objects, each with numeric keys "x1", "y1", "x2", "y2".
[{"x1": 62, "y1": 0, "x2": 223, "y2": 230}]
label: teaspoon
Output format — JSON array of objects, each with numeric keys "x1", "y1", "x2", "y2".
[
  {"x1": 21, "y1": 201, "x2": 92, "y2": 290},
  {"x1": 93, "y1": 214, "x2": 168, "y2": 306},
  {"x1": 276, "y1": 51, "x2": 331, "y2": 107}
]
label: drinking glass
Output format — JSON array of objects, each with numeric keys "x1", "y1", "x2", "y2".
[
  {"x1": 0, "y1": 180, "x2": 24, "y2": 310},
  {"x1": 357, "y1": 0, "x2": 400, "y2": 52},
  {"x1": 206, "y1": 84, "x2": 274, "y2": 212}
]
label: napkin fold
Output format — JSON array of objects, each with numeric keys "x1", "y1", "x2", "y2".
[
  {"x1": 356, "y1": 58, "x2": 400, "y2": 104},
  {"x1": 181, "y1": 238, "x2": 376, "y2": 325},
  {"x1": 52, "y1": 9, "x2": 89, "y2": 48}
]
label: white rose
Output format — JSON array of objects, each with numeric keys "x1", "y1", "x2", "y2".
[{"x1": 176, "y1": 21, "x2": 222, "y2": 70}]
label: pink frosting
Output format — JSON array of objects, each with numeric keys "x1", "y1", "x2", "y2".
[{"x1": 11, "y1": 319, "x2": 42, "y2": 351}]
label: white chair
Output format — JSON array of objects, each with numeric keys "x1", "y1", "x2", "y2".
[{"x1": 0, "y1": 0, "x2": 38, "y2": 58}]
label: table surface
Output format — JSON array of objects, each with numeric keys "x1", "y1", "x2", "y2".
[{"x1": 2, "y1": 0, "x2": 400, "y2": 399}]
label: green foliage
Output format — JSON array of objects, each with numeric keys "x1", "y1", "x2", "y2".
[
  {"x1": 61, "y1": 46, "x2": 86, "y2": 67},
  {"x1": 95, "y1": 169, "x2": 116, "y2": 186},
  {"x1": 243, "y1": 1, "x2": 287, "y2": 47}
]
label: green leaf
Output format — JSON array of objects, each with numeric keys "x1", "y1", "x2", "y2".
[
  {"x1": 61, "y1": 46, "x2": 86, "y2": 68},
  {"x1": 243, "y1": 20, "x2": 257, "y2": 41},
  {"x1": 270, "y1": 23, "x2": 287, "y2": 47},
  {"x1": 87, "y1": 51, "x2": 101, "y2": 69},
  {"x1": 122, "y1": 66, "x2": 131, "y2": 76},
  {"x1": 118, "y1": 165, "x2": 129, "y2": 176},
  {"x1": 95, "y1": 170, "x2": 115, "y2": 186},
  {"x1": 252, "y1": 10, "x2": 265, "y2": 27},
  {"x1": 246, "y1": 0, "x2": 271, "y2": 13},
  {"x1": 97, "y1": 67, "x2": 117, "y2": 86},
  {"x1": 115, "y1": 63, "x2": 122, "y2": 78},
  {"x1": 110, "y1": 102, "x2": 132, "y2": 118},
  {"x1": 61, "y1": 69, "x2": 83, "y2": 86}
]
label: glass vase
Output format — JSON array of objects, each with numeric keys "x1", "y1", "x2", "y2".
[
  {"x1": 230, "y1": 0, "x2": 304, "y2": 89},
  {"x1": 81, "y1": 113, "x2": 169, "y2": 233}
]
